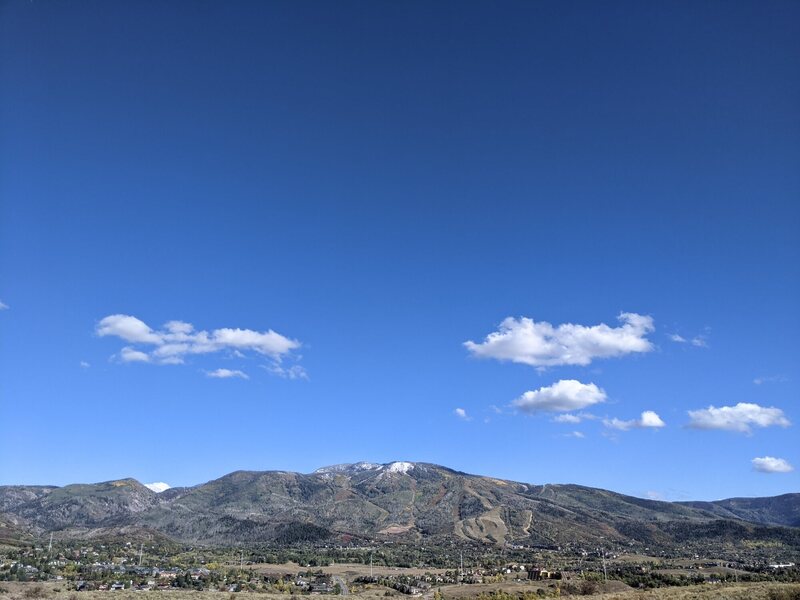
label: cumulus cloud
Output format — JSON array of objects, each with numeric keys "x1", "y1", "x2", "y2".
[
  {"x1": 120, "y1": 347, "x2": 151, "y2": 363},
  {"x1": 513, "y1": 380, "x2": 606, "y2": 414},
  {"x1": 604, "y1": 410, "x2": 666, "y2": 431},
  {"x1": 687, "y1": 402, "x2": 791, "y2": 434},
  {"x1": 668, "y1": 334, "x2": 686, "y2": 343},
  {"x1": 96, "y1": 314, "x2": 303, "y2": 376},
  {"x1": 144, "y1": 482, "x2": 171, "y2": 493},
  {"x1": 752, "y1": 456, "x2": 794, "y2": 473},
  {"x1": 465, "y1": 312, "x2": 654, "y2": 368},
  {"x1": 206, "y1": 368, "x2": 249, "y2": 379},
  {"x1": 97, "y1": 315, "x2": 164, "y2": 344}
]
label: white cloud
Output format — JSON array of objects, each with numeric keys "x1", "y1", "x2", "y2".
[
  {"x1": 96, "y1": 314, "x2": 303, "y2": 375},
  {"x1": 687, "y1": 402, "x2": 791, "y2": 434},
  {"x1": 646, "y1": 491, "x2": 664, "y2": 501},
  {"x1": 206, "y1": 368, "x2": 249, "y2": 379},
  {"x1": 120, "y1": 347, "x2": 151, "y2": 363},
  {"x1": 97, "y1": 315, "x2": 163, "y2": 344},
  {"x1": 640, "y1": 410, "x2": 666, "y2": 427},
  {"x1": 668, "y1": 331, "x2": 708, "y2": 348},
  {"x1": 553, "y1": 411, "x2": 597, "y2": 424},
  {"x1": 553, "y1": 413, "x2": 581, "y2": 423},
  {"x1": 752, "y1": 457, "x2": 794, "y2": 473},
  {"x1": 465, "y1": 312, "x2": 654, "y2": 368},
  {"x1": 513, "y1": 380, "x2": 606, "y2": 414},
  {"x1": 80, "y1": 361, "x2": 91, "y2": 368},
  {"x1": 144, "y1": 482, "x2": 172, "y2": 493},
  {"x1": 454, "y1": 407, "x2": 470, "y2": 421},
  {"x1": 0, "y1": 300, "x2": 8, "y2": 310},
  {"x1": 753, "y1": 375, "x2": 787, "y2": 385},
  {"x1": 604, "y1": 410, "x2": 666, "y2": 431},
  {"x1": 564, "y1": 431, "x2": 585, "y2": 439},
  {"x1": 266, "y1": 363, "x2": 308, "y2": 380}
]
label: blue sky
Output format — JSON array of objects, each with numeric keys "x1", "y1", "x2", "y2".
[{"x1": 1, "y1": 0, "x2": 798, "y2": 501}]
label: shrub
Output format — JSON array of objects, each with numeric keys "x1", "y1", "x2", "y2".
[
  {"x1": 578, "y1": 580, "x2": 598, "y2": 595},
  {"x1": 768, "y1": 586, "x2": 800, "y2": 600},
  {"x1": 22, "y1": 586, "x2": 47, "y2": 599}
]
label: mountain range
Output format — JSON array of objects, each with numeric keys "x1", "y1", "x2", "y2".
[{"x1": 1, "y1": 462, "x2": 798, "y2": 551}]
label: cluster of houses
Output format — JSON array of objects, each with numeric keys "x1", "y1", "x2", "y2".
[
  {"x1": 351, "y1": 564, "x2": 562, "y2": 596},
  {"x1": 73, "y1": 568, "x2": 212, "y2": 592},
  {"x1": 293, "y1": 574, "x2": 336, "y2": 594}
]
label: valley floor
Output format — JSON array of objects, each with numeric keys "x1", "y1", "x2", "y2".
[{"x1": 3, "y1": 581, "x2": 800, "y2": 600}]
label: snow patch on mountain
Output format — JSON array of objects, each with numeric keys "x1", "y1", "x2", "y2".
[
  {"x1": 144, "y1": 482, "x2": 171, "y2": 493},
  {"x1": 386, "y1": 461, "x2": 415, "y2": 474},
  {"x1": 314, "y1": 462, "x2": 382, "y2": 475}
]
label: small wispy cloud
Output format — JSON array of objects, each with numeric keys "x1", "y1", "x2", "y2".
[
  {"x1": 563, "y1": 431, "x2": 585, "y2": 439},
  {"x1": 753, "y1": 375, "x2": 787, "y2": 385},
  {"x1": 80, "y1": 361, "x2": 91, "y2": 368},
  {"x1": 454, "y1": 407, "x2": 471, "y2": 421},
  {"x1": 687, "y1": 402, "x2": 790, "y2": 434},
  {"x1": 668, "y1": 330, "x2": 709, "y2": 348},
  {"x1": 752, "y1": 456, "x2": 794, "y2": 474},
  {"x1": 553, "y1": 413, "x2": 582, "y2": 424},
  {"x1": 0, "y1": 300, "x2": 8, "y2": 310},
  {"x1": 266, "y1": 363, "x2": 308, "y2": 380},
  {"x1": 206, "y1": 368, "x2": 249, "y2": 379},
  {"x1": 553, "y1": 412, "x2": 597, "y2": 424},
  {"x1": 604, "y1": 410, "x2": 666, "y2": 431}
]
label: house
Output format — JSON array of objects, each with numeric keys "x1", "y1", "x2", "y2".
[{"x1": 528, "y1": 568, "x2": 550, "y2": 580}]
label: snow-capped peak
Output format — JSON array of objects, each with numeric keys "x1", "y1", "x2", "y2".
[
  {"x1": 386, "y1": 461, "x2": 415, "y2": 474},
  {"x1": 314, "y1": 462, "x2": 382, "y2": 475},
  {"x1": 144, "y1": 482, "x2": 171, "y2": 493}
]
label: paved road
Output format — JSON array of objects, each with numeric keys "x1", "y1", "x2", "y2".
[{"x1": 332, "y1": 576, "x2": 349, "y2": 596}]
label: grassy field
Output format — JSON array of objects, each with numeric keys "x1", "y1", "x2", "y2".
[
  {"x1": 249, "y1": 561, "x2": 449, "y2": 577},
  {"x1": 2, "y1": 580, "x2": 799, "y2": 600}
]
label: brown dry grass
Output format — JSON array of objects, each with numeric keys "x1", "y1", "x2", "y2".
[
  {"x1": 250, "y1": 562, "x2": 448, "y2": 578},
  {"x1": 1, "y1": 581, "x2": 799, "y2": 600}
]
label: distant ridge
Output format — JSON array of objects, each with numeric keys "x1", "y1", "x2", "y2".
[{"x1": 1, "y1": 462, "x2": 798, "y2": 551}]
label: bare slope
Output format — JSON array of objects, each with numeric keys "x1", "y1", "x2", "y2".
[{"x1": 1, "y1": 462, "x2": 797, "y2": 548}]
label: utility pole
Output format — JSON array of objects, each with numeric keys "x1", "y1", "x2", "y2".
[
  {"x1": 460, "y1": 550, "x2": 464, "y2": 581},
  {"x1": 240, "y1": 549, "x2": 244, "y2": 576},
  {"x1": 138, "y1": 543, "x2": 144, "y2": 567},
  {"x1": 370, "y1": 552, "x2": 373, "y2": 578},
  {"x1": 601, "y1": 549, "x2": 607, "y2": 582},
  {"x1": 48, "y1": 533, "x2": 53, "y2": 554}
]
